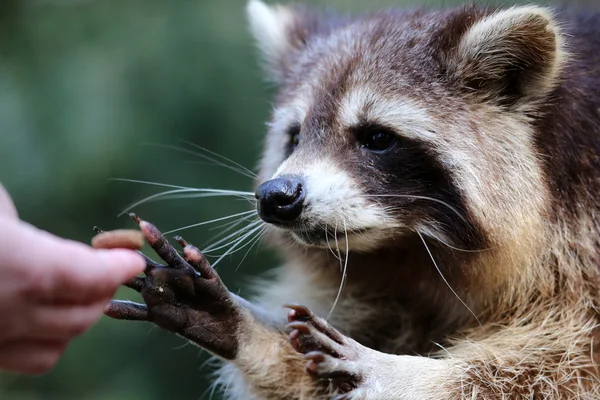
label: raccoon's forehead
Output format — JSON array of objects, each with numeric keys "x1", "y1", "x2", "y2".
[
  {"x1": 272, "y1": 13, "x2": 455, "y2": 127},
  {"x1": 287, "y1": 12, "x2": 444, "y2": 78}
]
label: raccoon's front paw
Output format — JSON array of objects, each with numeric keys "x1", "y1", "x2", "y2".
[
  {"x1": 103, "y1": 214, "x2": 243, "y2": 360},
  {"x1": 285, "y1": 304, "x2": 367, "y2": 399}
]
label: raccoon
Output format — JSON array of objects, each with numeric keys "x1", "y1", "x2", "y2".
[{"x1": 105, "y1": 1, "x2": 600, "y2": 399}]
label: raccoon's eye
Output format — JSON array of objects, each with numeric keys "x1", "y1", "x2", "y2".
[
  {"x1": 286, "y1": 125, "x2": 301, "y2": 156},
  {"x1": 359, "y1": 128, "x2": 397, "y2": 153}
]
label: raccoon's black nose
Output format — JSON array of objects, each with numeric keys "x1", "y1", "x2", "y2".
[{"x1": 255, "y1": 176, "x2": 305, "y2": 225}]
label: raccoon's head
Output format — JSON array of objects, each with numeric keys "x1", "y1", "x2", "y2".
[{"x1": 247, "y1": 1, "x2": 565, "y2": 254}]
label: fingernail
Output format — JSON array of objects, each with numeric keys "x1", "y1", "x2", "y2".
[{"x1": 98, "y1": 249, "x2": 145, "y2": 275}]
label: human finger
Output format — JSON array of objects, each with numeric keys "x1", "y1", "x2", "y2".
[
  {"x1": 0, "y1": 339, "x2": 68, "y2": 375},
  {"x1": 0, "y1": 222, "x2": 145, "y2": 304},
  {"x1": 39, "y1": 247, "x2": 146, "y2": 304},
  {"x1": 0, "y1": 183, "x2": 18, "y2": 220},
  {"x1": 19, "y1": 301, "x2": 108, "y2": 340}
]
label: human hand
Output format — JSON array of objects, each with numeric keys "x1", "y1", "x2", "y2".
[{"x1": 0, "y1": 184, "x2": 145, "y2": 374}]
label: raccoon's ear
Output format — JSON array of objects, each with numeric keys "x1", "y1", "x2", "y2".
[
  {"x1": 246, "y1": 0, "x2": 319, "y2": 82},
  {"x1": 445, "y1": 6, "x2": 566, "y2": 105}
]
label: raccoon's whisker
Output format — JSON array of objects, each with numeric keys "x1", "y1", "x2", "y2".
[
  {"x1": 142, "y1": 192, "x2": 257, "y2": 204},
  {"x1": 201, "y1": 216, "x2": 256, "y2": 251},
  {"x1": 171, "y1": 340, "x2": 192, "y2": 351},
  {"x1": 424, "y1": 231, "x2": 493, "y2": 253},
  {"x1": 365, "y1": 194, "x2": 467, "y2": 224},
  {"x1": 417, "y1": 231, "x2": 482, "y2": 326},
  {"x1": 233, "y1": 196, "x2": 261, "y2": 208},
  {"x1": 415, "y1": 222, "x2": 493, "y2": 253},
  {"x1": 333, "y1": 223, "x2": 343, "y2": 271},
  {"x1": 202, "y1": 221, "x2": 261, "y2": 255},
  {"x1": 235, "y1": 226, "x2": 268, "y2": 271},
  {"x1": 431, "y1": 341, "x2": 452, "y2": 357},
  {"x1": 180, "y1": 158, "x2": 254, "y2": 180},
  {"x1": 116, "y1": 188, "x2": 201, "y2": 216},
  {"x1": 111, "y1": 178, "x2": 255, "y2": 196},
  {"x1": 203, "y1": 369, "x2": 220, "y2": 400},
  {"x1": 203, "y1": 220, "x2": 263, "y2": 253},
  {"x1": 206, "y1": 228, "x2": 262, "y2": 259},
  {"x1": 324, "y1": 223, "x2": 342, "y2": 261},
  {"x1": 328, "y1": 220, "x2": 349, "y2": 320},
  {"x1": 208, "y1": 221, "x2": 263, "y2": 252},
  {"x1": 198, "y1": 354, "x2": 219, "y2": 373},
  {"x1": 209, "y1": 213, "x2": 257, "y2": 232},
  {"x1": 112, "y1": 178, "x2": 255, "y2": 216},
  {"x1": 211, "y1": 224, "x2": 265, "y2": 268},
  {"x1": 181, "y1": 140, "x2": 258, "y2": 179},
  {"x1": 209, "y1": 226, "x2": 264, "y2": 259},
  {"x1": 162, "y1": 210, "x2": 257, "y2": 235},
  {"x1": 117, "y1": 189, "x2": 254, "y2": 217},
  {"x1": 209, "y1": 365, "x2": 235, "y2": 400},
  {"x1": 143, "y1": 142, "x2": 257, "y2": 179}
]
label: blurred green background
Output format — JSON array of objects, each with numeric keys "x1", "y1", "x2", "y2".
[{"x1": 0, "y1": 0, "x2": 578, "y2": 399}]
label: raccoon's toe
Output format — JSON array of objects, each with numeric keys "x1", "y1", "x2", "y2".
[
  {"x1": 285, "y1": 304, "x2": 347, "y2": 345},
  {"x1": 303, "y1": 351, "x2": 360, "y2": 391}
]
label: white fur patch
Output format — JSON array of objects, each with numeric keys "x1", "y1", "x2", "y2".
[
  {"x1": 258, "y1": 98, "x2": 312, "y2": 183},
  {"x1": 246, "y1": 0, "x2": 295, "y2": 80},
  {"x1": 269, "y1": 98, "x2": 310, "y2": 134},
  {"x1": 336, "y1": 352, "x2": 451, "y2": 400},
  {"x1": 273, "y1": 158, "x2": 395, "y2": 251},
  {"x1": 338, "y1": 86, "x2": 437, "y2": 141}
]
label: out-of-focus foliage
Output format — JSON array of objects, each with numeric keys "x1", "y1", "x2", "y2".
[
  {"x1": 0, "y1": 0, "x2": 575, "y2": 399},
  {"x1": 0, "y1": 1, "x2": 275, "y2": 399}
]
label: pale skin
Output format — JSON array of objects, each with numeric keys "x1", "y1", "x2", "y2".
[{"x1": 0, "y1": 184, "x2": 145, "y2": 375}]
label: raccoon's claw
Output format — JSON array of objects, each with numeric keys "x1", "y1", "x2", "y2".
[
  {"x1": 284, "y1": 303, "x2": 313, "y2": 322},
  {"x1": 101, "y1": 215, "x2": 243, "y2": 360},
  {"x1": 174, "y1": 235, "x2": 215, "y2": 278},
  {"x1": 129, "y1": 213, "x2": 198, "y2": 275},
  {"x1": 286, "y1": 305, "x2": 346, "y2": 352},
  {"x1": 285, "y1": 305, "x2": 363, "y2": 395},
  {"x1": 303, "y1": 351, "x2": 356, "y2": 381}
]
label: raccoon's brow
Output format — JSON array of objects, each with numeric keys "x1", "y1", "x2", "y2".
[
  {"x1": 338, "y1": 87, "x2": 437, "y2": 142},
  {"x1": 269, "y1": 95, "x2": 310, "y2": 133}
]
